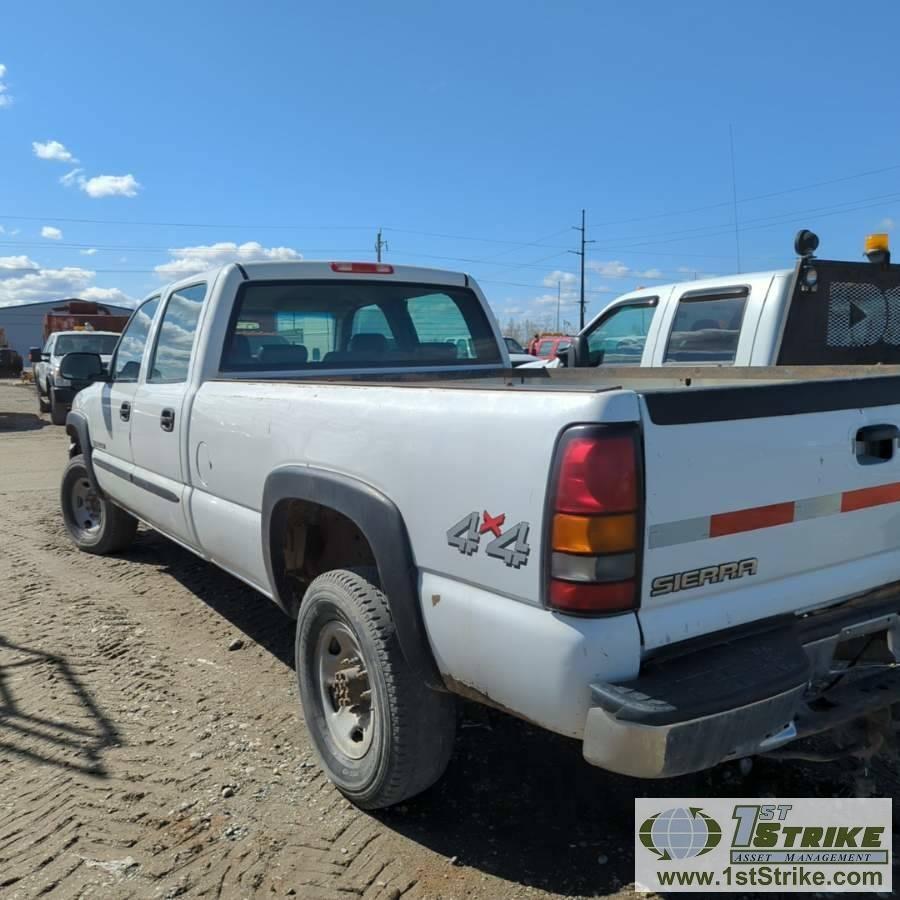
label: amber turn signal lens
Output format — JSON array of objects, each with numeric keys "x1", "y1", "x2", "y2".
[
  {"x1": 865, "y1": 233, "x2": 890, "y2": 255},
  {"x1": 552, "y1": 513, "x2": 636, "y2": 554}
]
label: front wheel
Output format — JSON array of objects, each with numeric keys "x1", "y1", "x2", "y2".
[
  {"x1": 37, "y1": 384, "x2": 50, "y2": 413},
  {"x1": 296, "y1": 568, "x2": 456, "y2": 809},
  {"x1": 60, "y1": 455, "x2": 138, "y2": 554},
  {"x1": 49, "y1": 388, "x2": 67, "y2": 425}
]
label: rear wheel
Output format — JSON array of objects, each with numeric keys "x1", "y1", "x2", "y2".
[
  {"x1": 60, "y1": 455, "x2": 137, "y2": 554},
  {"x1": 49, "y1": 388, "x2": 67, "y2": 426},
  {"x1": 296, "y1": 568, "x2": 456, "y2": 809}
]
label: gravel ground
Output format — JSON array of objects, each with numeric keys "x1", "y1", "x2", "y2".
[{"x1": 0, "y1": 377, "x2": 896, "y2": 899}]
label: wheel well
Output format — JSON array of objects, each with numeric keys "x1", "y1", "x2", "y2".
[
  {"x1": 66, "y1": 426, "x2": 82, "y2": 459},
  {"x1": 273, "y1": 499, "x2": 377, "y2": 617}
]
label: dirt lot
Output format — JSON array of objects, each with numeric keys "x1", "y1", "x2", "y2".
[{"x1": 0, "y1": 377, "x2": 896, "y2": 899}]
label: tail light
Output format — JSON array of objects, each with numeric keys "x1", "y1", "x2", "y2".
[{"x1": 546, "y1": 425, "x2": 642, "y2": 614}]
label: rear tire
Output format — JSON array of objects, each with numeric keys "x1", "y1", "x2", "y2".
[
  {"x1": 296, "y1": 567, "x2": 456, "y2": 809},
  {"x1": 49, "y1": 388, "x2": 67, "y2": 426},
  {"x1": 38, "y1": 385, "x2": 50, "y2": 413},
  {"x1": 60, "y1": 455, "x2": 138, "y2": 554}
]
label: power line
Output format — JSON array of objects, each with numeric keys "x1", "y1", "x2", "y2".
[
  {"x1": 582, "y1": 190, "x2": 900, "y2": 253},
  {"x1": 590, "y1": 161, "x2": 900, "y2": 229}
]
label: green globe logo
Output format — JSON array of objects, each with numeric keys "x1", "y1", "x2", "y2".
[{"x1": 640, "y1": 807, "x2": 722, "y2": 861}]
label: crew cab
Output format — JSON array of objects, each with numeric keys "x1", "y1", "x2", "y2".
[
  {"x1": 31, "y1": 330, "x2": 120, "y2": 424},
  {"x1": 567, "y1": 231, "x2": 900, "y2": 371},
  {"x1": 57, "y1": 258, "x2": 900, "y2": 809}
]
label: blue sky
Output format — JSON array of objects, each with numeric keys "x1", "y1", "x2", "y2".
[{"x1": 1, "y1": 0, "x2": 898, "y2": 331}]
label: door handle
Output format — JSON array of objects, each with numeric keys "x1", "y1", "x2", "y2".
[
  {"x1": 855, "y1": 424, "x2": 899, "y2": 464},
  {"x1": 119, "y1": 401, "x2": 131, "y2": 422},
  {"x1": 160, "y1": 408, "x2": 175, "y2": 432}
]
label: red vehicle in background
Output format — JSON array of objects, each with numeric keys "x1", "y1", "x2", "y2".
[
  {"x1": 534, "y1": 334, "x2": 575, "y2": 361},
  {"x1": 42, "y1": 300, "x2": 130, "y2": 343}
]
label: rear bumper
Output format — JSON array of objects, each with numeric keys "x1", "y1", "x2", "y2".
[
  {"x1": 583, "y1": 582, "x2": 900, "y2": 778},
  {"x1": 584, "y1": 684, "x2": 806, "y2": 777}
]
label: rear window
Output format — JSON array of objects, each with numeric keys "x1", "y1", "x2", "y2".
[
  {"x1": 54, "y1": 333, "x2": 119, "y2": 356},
  {"x1": 664, "y1": 290, "x2": 748, "y2": 364},
  {"x1": 220, "y1": 280, "x2": 502, "y2": 372}
]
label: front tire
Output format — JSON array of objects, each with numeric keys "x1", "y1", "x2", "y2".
[
  {"x1": 49, "y1": 388, "x2": 67, "y2": 425},
  {"x1": 296, "y1": 568, "x2": 456, "y2": 809},
  {"x1": 37, "y1": 384, "x2": 50, "y2": 413},
  {"x1": 60, "y1": 455, "x2": 138, "y2": 554}
]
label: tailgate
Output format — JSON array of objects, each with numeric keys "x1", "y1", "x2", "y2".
[{"x1": 638, "y1": 376, "x2": 900, "y2": 650}]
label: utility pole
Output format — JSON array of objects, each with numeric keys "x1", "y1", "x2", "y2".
[
  {"x1": 375, "y1": 228, "x2": 388, "y2": 262},
  {"x1": 556, "y1": 280, "x2": 561, "y2": 332},
  {"x1": 570, "y1": 209, "x2": 595, "y2": 330}
]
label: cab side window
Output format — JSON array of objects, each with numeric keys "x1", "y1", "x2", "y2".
[
  {"x1": 148, "y1": 284, "x2": 207, "y2": 383},
  {"x1": 586, "y1": 301, "x2": 657, "y2": 366},
  {"x1": 112, "y1": 296, "x2": 160, "y2": 383},
  {"x1": 663, "y1": 289, "x2": 748, "y2": 364}
]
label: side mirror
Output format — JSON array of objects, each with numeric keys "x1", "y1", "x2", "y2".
[
  {"x1": 556, "y1": 342, "x2": 571, "y2": 367},
  {"x1": 572, "y1": 334, "x2": 589, "y2": 367},
  {"x1": 59, "y1": 352, "x2": 106, "y2": 383},
  {"x1": 29, "y1": 347, "x2": 42, "y2": 363}
]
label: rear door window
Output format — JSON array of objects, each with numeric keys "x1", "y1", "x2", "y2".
[
  {"x1": 663, "y1": 289, "x2": 748, "y2": 364},
  {"x1": 147, "y1": 283, "x2": 207, "y2": 383}
]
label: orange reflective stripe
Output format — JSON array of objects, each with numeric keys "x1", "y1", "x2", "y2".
[{"x1": 708, "y1": 502, "x2": 795, "y2": 538}]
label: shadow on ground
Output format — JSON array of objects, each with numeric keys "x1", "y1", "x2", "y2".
[
  {"x1": 0, "y1": 636, "x2": 120, "y2": 776},
  {"x1": 115, "y1": 529, "x2": 881, "y2": 897},
  {"x1": 0, "y1": 412, "x2": 47, "y2": 432}
]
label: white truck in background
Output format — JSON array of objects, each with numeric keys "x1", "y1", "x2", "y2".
[
  {"x1": 555, "y1": 230, "x2": 900, "y2": 371},
  {"x1": 56, "y1": 255, "x2": 900, "y2": 809}
]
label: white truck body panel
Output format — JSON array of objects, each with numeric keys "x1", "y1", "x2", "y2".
[{"x1": 67, "y1": 258, "x2": 900, "y2": 779}]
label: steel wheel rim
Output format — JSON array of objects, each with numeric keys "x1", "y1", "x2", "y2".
[
  {"x1": 315, "y1": 619, "x2": 374, "y2": 759},
  {"x1": 71, "y1": 477, "x2": 103, "y2": 535}
]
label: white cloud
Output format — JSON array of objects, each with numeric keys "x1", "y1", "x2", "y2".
[
  {"x1": 60, "y1": 169, "x2": 141, "y2": 198},
  {"x1": 0, "y1": 63, "x2": 11, "y2": 108},
  {"x1": 60, "y1": 168, "x2": 83, "y2": 188},
  {"x1": 0, "y1": 259, "x2": 135, "y2": 307},
  {"x1": 881, "y1": 217, "x2": 895, "y2": 231},
  {"x1": 542, "y1": 269, "x2": 577, "y2": 289},
  {"x1": 588, "y1": 259, "x2": 665, "y2": 280},
  {"x1": 82, "y1": 286, "x2": 135, "y2": 305},
  {"x1": 32, "y1": 140, "x2": 78, "y2": 163},
  {"x1": 80, "y1": 248, "x2": 98, "y2": 256},
  {"x1": 0, "y1": 255, "x2": 39, "y2": 276},
  {"x1": 155, "y1": 241, "x2": 303, "y2": 279},
  {"x1": 81, "y1": 173, "x2": 141, "y2": 198},
  {"x1": 41, "y1": 226, "x2": 62, "y2": 240}
]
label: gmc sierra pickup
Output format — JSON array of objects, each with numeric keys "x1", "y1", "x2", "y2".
[{"x1": 58, "y1": 259, "x2": 900, "y2": 809}]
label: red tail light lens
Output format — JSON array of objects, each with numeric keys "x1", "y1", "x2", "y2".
[
  {"x1": 330, "y1": 262, "x2": 394, "y2": 274},
  {"x1": 555, "y1": 434, "x2": 636, "y2": 514},
  {"x1": 549, "y1": 579, "x2": 636, "y2": 613},
  {"x1": 546, "y1": 425, "x2": 642, "y2": 615}
]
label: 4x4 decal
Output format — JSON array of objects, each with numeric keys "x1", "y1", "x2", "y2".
[{"x1": 446, "y1": 511, "x2": 531, "y2": 569}]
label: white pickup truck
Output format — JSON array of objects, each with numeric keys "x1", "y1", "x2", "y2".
[
  {"x1": 58, "y1": 258, "x2": 900, "y2": 809},
  {"x1": 567, "y1": 230, "x2": 900, "y2": 370}
]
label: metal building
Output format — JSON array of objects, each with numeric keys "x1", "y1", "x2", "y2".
[{"x1": 0, "y1": 298, "x2": 133, "y2": 357}]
